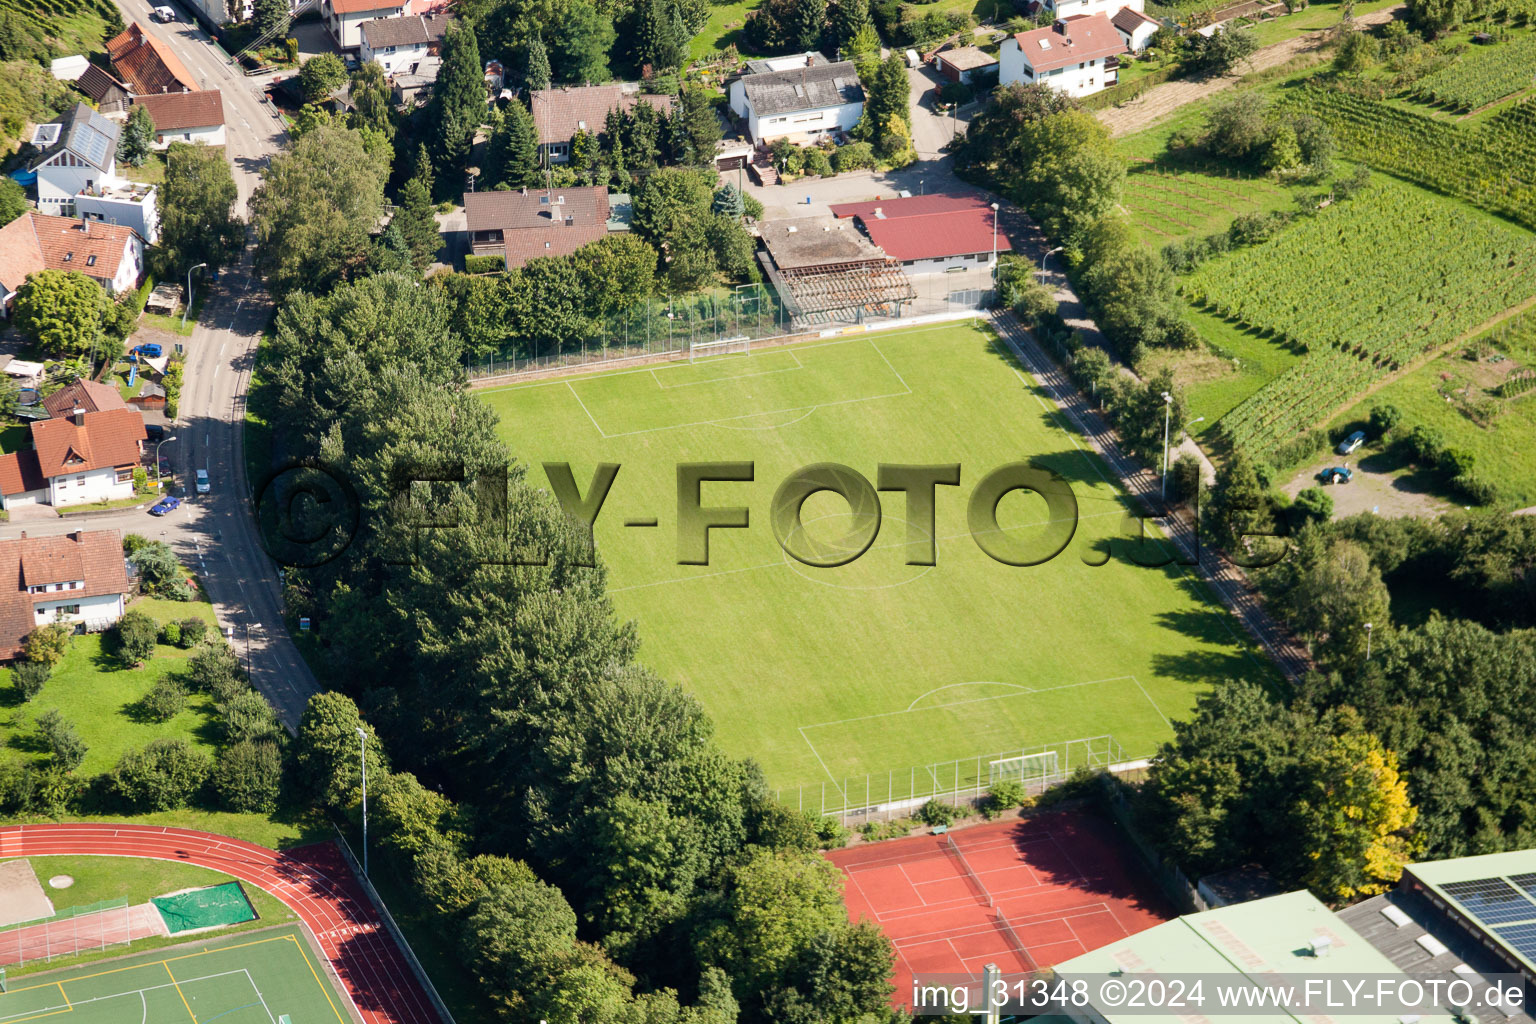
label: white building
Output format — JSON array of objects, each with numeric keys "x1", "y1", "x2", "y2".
[
  {"x1": 0, "y1": 404, "x2": 147, "y2": 511},
  {"x1": 358, "y1": 13, "x2": 447, "y2": 74},
  {"x1": 132, "y1": 91, "x2": 227, "y2": 150},
  {"x1": 0, "y1": 213, "x2": 146, "y2": 315},
  {"x1": 1033, "y1": 0, "x2": 1145, "y2": 21},
  {"x1": 1112, "y1": 6, "x2": 1161, "y2": 51},
  {"x1": 999, "y1": 13, "x2": 1129, "y2": 96},
  {"x1": 28, "y1": 104, "x2": 123, "y2": 219},
  {"x1": 322, "y1": 0, "x2": 408, "y2": 49},
  {"x1": 0, "y1": 530, "x2": 133, "y2": 657},
  {"x1": 727, "y1": 58, "x2": 864, "y2": 145}
]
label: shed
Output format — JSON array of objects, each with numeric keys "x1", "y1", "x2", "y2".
[{"x1": 933, "y1": 46, "x2": 999, "y2": 84}]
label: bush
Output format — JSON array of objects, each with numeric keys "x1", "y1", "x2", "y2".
[
  {"x1": 34, "y1": 710, "x2": 86, "y2": 772},
  {"x1": 160, "y1": 620, "x2": 182, "y2": 646},
  {"x1": 115, "y1": 610, "x2": 159, "y2": 667},
  {"x1": 24, "y1": 623, "x2": 71, "y2": 667},
  {"x1": 831, "y1": 141, "x2": 876, "y2": 173},
  {"x1": 108, "y1": 739, "x2": 212, "y2": 812},
  {"x1": 1172, "y1": 452, "x2": 1203, "y2": 505},
  {"x1": 212, "y1": 740, "x2": 283, "y2": 813},
  {"x1": 186, "y1": 642, "x2": 245, "y2": 702},
  {"x1": 938, "y1": 80, "x2": 974, "y2": 106},
  {"x1": 222, "y1": 689, "x2": 282, "y2": 744},
  {"x1": 916, "y1": 797, "x2": 962, "y2": 826},
  {"x1": 982, "y1": 779, "x2": 1032, "y2": 819},
  {"x1": 742, "y1": 193, "x2": 765, "y2": 220},
  {"x1": 1453, "y1": 473, "x2": 1499, "y2": 505},
  {"x1": 177, "y1": 617, "x2": 209, "y2": 648},
  {"x1": 858, "y1": 817, "x2": 915, "y2": 842},
  {"x1": 140, "y1": 674, "x2": 188, "y2": 722},
  {"x1": 1403, "y1": 424, "x2": 1446, "y2": 464},
  {"x1": 801, "y1": 147, "x2": 834, "y2": 178},
  {"x1": 812, "y1": 815, "x2": 851, "y2": 849},
  {"x1": 12, "y1": 660, "x2": 49, "y2": 701},
  {"x1": 1368, "y1": 403, "x2": 1402, "y2": 438},
  {"x1": 463, "y1": 254, "x2": 505, "y2": 274},
  {"x1": 1290, "y1": 486, "x2": 1334, "y2": 527}
]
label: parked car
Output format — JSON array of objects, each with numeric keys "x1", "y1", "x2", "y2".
[
  {"x1": 1318, "y1": 466, "x2": 1354, "y2": 485},
  {"x1": 195, "y1": 468, "x2": 210, "y2": 494},
  {"x1": 145, "y1": 423, "x2": 165, "y2": 441},
  {"x1": 158, "y1": 457, "x2": 172, "y2": 476},
  {"x1": 1336, "y1": 430, "x2": 1367, "y2": 455},
  {"x1": 133, "y1": 343, "x2": 163, "y2": 359},
  {"x1": 151, "y1": 5, "x2": 176, "y2": 20},
  {"x1": 149, "y1": 495, "x2": 181, "y2": 516}
]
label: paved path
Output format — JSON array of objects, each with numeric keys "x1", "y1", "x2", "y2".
[
  {"x1": 990, "y1": 311, "x2": 1313, "y2": 684},
  {"x1": 0, "y1": 824, "x2": 442, "y2": 1024},
  {"x1": 1096, "y1": 4, "x2": 1405, "y2": 138}
]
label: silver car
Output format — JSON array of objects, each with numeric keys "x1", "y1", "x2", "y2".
[{"x1": 195, "y1": 469, "x2": 210, "y2": 494}]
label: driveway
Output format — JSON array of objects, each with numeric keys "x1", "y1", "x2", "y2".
[{"x1": 1282, "y1": 446, "x2": 1457, "y2": 520}]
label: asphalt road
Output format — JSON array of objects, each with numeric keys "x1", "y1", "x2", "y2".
[{"x1": 0, "y1": 2, "x2": 321, "y2": 726}]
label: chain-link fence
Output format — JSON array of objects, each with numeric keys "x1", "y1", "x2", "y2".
[
  {"x1": 0, "y1": 899, "x2": 141, "y2": 966},
  {"x1": 776, "y1": 734, "x2": 1127, "y2": 829}
]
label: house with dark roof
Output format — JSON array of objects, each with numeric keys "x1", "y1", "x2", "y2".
[
  {"x1": 0, "y1": 530, "x2": 132, "y2": 658},
  {"x1": 1112, "y1": 6, "x2": 1161, "y2": 51},
  {"x1": 41, "y1": 380, "x2": 130, "y2": 420},
  {"x1": 530, "y1": 85, "x2": 673, "y2": 163},
  {"x1": 107, "y1": 23, "x2": 196, "y2": 95},
  {"x1": 933, "y1": 46, "x2": 1000, "y2": 84},
  {"x1": 0, "y1": 406, "x2": 147, "y2": 510},
  {"x1": 76, "y1": 64, "x2": 133, "y2": 115},
  {"x1": 726, "y1": 58, "x2": 864, "y2": 145},
  {"x1": 1000, "y1": 12, "x2": 1128, "y2": 95},
  {"x1": 464, "y1": 187, "x2": 614, "y2": 269},
  {"x1": 323, "y1": 0, "x2": 409, "y2": 49},
  {"x1": 0, "y1": 213, "x2": 146, "y2": 315},
  {"x1": 26, "y1": 104, "x2": 160, "y2": 244},
  {"x1": 829, "y1": 193, "x2": 1016, "y2": 273},
  {"x1": 132, "y1": 90, "x2": 226, "y2": 148},
  {"x1": 358, "y1": 13, "x2": 449, "y2": 74}
]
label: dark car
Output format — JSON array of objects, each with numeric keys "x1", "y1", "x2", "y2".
[
  {"x1": 149, "y1": 495, "x2": 181, "y2": 516},
  {"x1": 145, "y1": 423, "x2": 165, "y2": 441},
  {"x1": 1318, "y1": 466, "x2": 1354, "y2": 485}
]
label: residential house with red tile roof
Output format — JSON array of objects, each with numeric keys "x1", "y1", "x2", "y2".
[
  {"x1": 0, "y1": 407, "x2": 147, "y2": 511},
  {"x1": 0, "y1": 530, "x2": 132, "y2": 659},
  {"x1": 1000, "y1": 13, "x2": 1129, "y2": 96},
  {"x1": 464, "y1": 187, "x2": 615, "y2": 269},
  {"x1": 530, "y1": 85, "x2": 673, "y2": 164},
  {"x1": 0, "y1": 212, "x2": 145, "y2": 315},
  {"x1": 358, "y1": 13, "x2": 449, "y2": 75},
  {"x1": 107, "y1": 23, "x2": 197, "y2": 95},
  {"x1": 829, "y1": 193, "x2": 1015, "y2": 274},
  {"x1": 323, "y1": 0, "x2": 410, "y2": 49},
  {"x1": 41, "y1": 380, "x2": 130, "y2": 419},
  {"x1": 131, "y1": 90, "x2": 227, "y2": 149}
]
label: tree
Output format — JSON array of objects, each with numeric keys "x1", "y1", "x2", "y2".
[
  {"x1": 1186, "y1": 25, "x2": 1258, "y2": 76},
  {"x1": 551, "y1": 0, "x2": 614, "y2": 84},
  {"x1": 109, "y1": 738, "x2": 211, "y2": 812},
  {"x1": 115, "y1": 609, "x2": 159, "y2": 667},
  {"x1": 826, "y1": 0, "x2": 871, "y2": 54},
  {"x1": 1406, "y1": 0, "x2": 1473, "y2": 34},
  {"x1": 348, "y1": 61, "x2": 395, "y2": 137},
  {"x1": 1291, "y1": 486, "x2": 1334, "y2": 528},
  {"x1": 847, "y1": 22, "x2": 881, "y2": 77},
  {"x1": 0, "y1": 177, "x2": 26, "y2": 228},
  {"x1": 429, "y1": 18, "x2": 486, "y2": 171},
  {"x1": 130, "y1": 540, "x2": 184, "y2": 597},
  {"x1": 1204, "y1": 92, "x2": 1272, "y2": 162},
  {"x1": 787, "y1": 0, "x2": 829, "y2": 50},
  {"x1": 299, "y1": 53, "x2": 347, "y2": 102},
  {"x1": 1368, "y1": 403, "x2": 1402, "y2": 438},
  {"x1": 35, "y1": 709, "x2": 86, "y2": 772},
  {"x1": 292, "y1": 691, "x2": 389, "y2": 811},
  {"x1": 1024, "y1": 109, "x2": 1124, "y2": 243},
  {"x1": 213, "y1": 740, "x2": 283, "y2": 813},
  {"x1": 527, "y1": 33, "x2": 551, "y2": 90},
  {"x1": 485, "y1": 100, "x2": 540, "y2": 189},
  {"x1": 461, "y1": 877, "x2": 580, "y2": 1011},
  {"x1": 394, "y1": 175, "x2": 443, "y2": 273},
  {"x1": 12, "y1": 661, "x2": 49, "y2": 701},
  {"x1": 1333, "y1": 24, "x2": 1379, "y2": 75},
  {"x1": 24, "y1": 623, "x2": 70, "y2": 667},
  {"x1": 250, "y1": 125, "x2": 389, "y2": 297},
  {"x1": 11, "y1": 270, "x2": 105, "y2": 355},
  {"x1": 187, "y1": 643, "x2": 246, "y2": 703},
  {"x1": 712, "y1": 182, "x2": 745, "y2": 219},
  {"x1": 118, "y1": 105, "x2": 154, "y2": 167},
  {"x1": 223, "y1": 689, "x2": 283, "y2": 743},
  {"x1": 1206, "y1": 449, "x2": 1278, "y2": 558},
  {"x1": 672, "y1": 86, "x2": 721, "y2": 166},
  {"x1": 1297, "y1": 727, "x2": 1417, "y2": 901},
  {"x1": 254, "y1": 0, "x2": 290, "y2": 37},
  {"x1": 1271, "y1": 534, "x2": 1390, "y2": 661},
  {"x1": 636, "y1": 0, "x2": 685, "y2": 72},
  {"x1": 154, "y1": 142, "x2": 243, "y2": 280},
  {"x1": 140, "y1": 674, "x2": 188, "y2": 722}
]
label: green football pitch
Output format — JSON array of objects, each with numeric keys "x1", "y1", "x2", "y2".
[
  {"x1": 481, "y1": 321, "x2": 1277, "y2": 807},
  {"x1": 0, "y1": 927, "x2": 347, "y2": 1024}
]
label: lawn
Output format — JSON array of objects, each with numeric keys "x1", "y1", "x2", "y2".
[
  {"x1": 142, "y1": 290, "x2": 206, "y2": 337},
  {"x1": 479, "y1": 322, "x2": 1277, "y2": 806},
  {"x1": 1120, "y1": 162, "x2": 1298, "y2": 247},
  {"x1": 0, "y1": 598, "x2": 221, "y2": 776},
  {"x1": 1144, "y1": 304, "x2": 1304, "y2": 434},
  {"x1": 690, "y1": 0, "x2": 759, "y2": 60},
  {"x1": 0, "y1": 424, "x2": 27, "y2": 454}
]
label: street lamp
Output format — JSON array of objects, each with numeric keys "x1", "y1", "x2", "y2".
[
  {"x1": 1364, "y1": 622, "x2": 1374, "y2": 661},
  {"x1": 154, "y1": 435, "x2": 177, "y2": 486},
  {"x1": 357, "y1": 726, "x2": 369, "y2": 876},
  {"x1": 1039, "y1": 245, "x2": 1065, "y2": 275},
  {"x1": 990, "y1": 202, "x2": 1000, "y2": 284},
  {"x1": 182, "y1": 262, "x2": 207, "y2": 328},
  {"x1": 1160, "y1": 391, "x2": 1173, "y2": 503}
]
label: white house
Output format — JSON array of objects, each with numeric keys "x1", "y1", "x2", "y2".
[
  {"x1": 132, "y1": 90, "x2": 227, "y2": 149},
  {"x1": 1112, "y1": 6, "x2": 1161, "y2": 51},
  {"x1": 28, "y1": 104, "x2": 122, "y2": 218},
  {"x1": 1032, "y1": 0, "x2": 1146, "y2": 22},
  {"x1": 0, "y1": 405, "x2": 147, "y2": 511},
  {"x1": 0, "y1": 213, "x2": 146, "y2": 315},
  {"x1": 727, "y1": 58, "x2": 864, "y2": 145},
  {"x1": 999, "y1": 13, "x2": 1128, "y2": 96},
  {"x1": 0, "y1": 529, "x2": 133, "y2": 657},
  {"x1": 323, "y1": 0, "x2": 408, "y2": 50},
  {"x1": 358, "y1": 13, "x2": 447, "y2": 74}
]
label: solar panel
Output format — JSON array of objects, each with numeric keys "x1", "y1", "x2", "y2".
[
  {"x1": 81, "y1": 125, "x2": 111, "y2": 166},
  {"x1": 1507, "y1": 873, "x2": 1536, "y2": 902},
  {"x1": 1493, "y1": 922, "x2": 1536, "y2": 962},
  {"x1": 1443, "y1": 878, "x2": 1536, "y2": 925},
  {"x1": 31, "y1": 123, "x2": 61, "y2": 146}
]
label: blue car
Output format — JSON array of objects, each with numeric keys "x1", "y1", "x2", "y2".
[
  {"x1": 133, "y1": 343, "x2": 163, "y2": 359},
  {"x1": 149, "y1": 495, "x2": 181, "y2": 516},
  {"x1": 1318, "y1": 466, "x2": 1354, "y2": 485}
]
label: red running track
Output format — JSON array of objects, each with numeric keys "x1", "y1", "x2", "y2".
[{"x1": 0, "y1": 823, "x2": 442, "y2": 1024}]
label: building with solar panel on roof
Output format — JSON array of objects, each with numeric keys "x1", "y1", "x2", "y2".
[{"x1": 25, "y1": 103, "x2": 158, "y2": 245}]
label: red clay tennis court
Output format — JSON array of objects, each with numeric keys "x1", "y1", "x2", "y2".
[{"x1": 826, "y1": 810, "x2": 1173, "y2": 1004}]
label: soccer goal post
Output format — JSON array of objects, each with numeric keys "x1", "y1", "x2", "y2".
[
  {"x1": 989, "y1": 750, "x2": 1060, "y2": 786},
  {"x1": 689, "y1": 335, "x2": 751, "y2": 362}
]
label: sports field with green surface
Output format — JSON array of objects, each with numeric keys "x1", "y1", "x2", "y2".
[
  {"x1": 0, "y1": 927, "x2": 347, "y2": 1024},
  {"x1": 480, "y1": 322, "x2": 1277, "y2": 803}
]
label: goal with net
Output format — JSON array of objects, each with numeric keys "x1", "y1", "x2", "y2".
[
  {"x1": 689, "y1": 335, "x2": 751, "y2": 362},
  {"x1": 988, "y1": 750, "x2": 1060, "y2": 786}
]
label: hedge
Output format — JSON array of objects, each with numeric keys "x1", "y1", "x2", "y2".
[{"x1": 463, "y1": 254, "x2": 506, "y2": 274}]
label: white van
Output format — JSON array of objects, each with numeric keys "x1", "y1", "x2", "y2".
[
  {"x1": 905, "y1": 48, "x2": 921, "y2": 68},
  {"x1": 152, "y1": 5, "x2": 177, "y2": 21}
]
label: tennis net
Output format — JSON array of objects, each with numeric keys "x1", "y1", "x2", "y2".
[{"x1": 945, "y1": 834, "x2": 993, "y2": 908}]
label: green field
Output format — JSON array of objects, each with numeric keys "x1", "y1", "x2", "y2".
[
  {"x1": 480, "y1": 322, "x2": 1275, "y2": 804},
  {"x1": 0, "y1": 927, "x2": 348, "y2": 1023},
  {"x1": 1122, "y1": 164, "x2": 1296, "y2": 247}
]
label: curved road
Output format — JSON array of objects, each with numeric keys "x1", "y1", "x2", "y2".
[
  {"x1": 0, "y1": 823, "x2": 438, "y2": 1024},
  {"x1": 0, "y1": 0, "x2": 320, "y2": 726}
]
